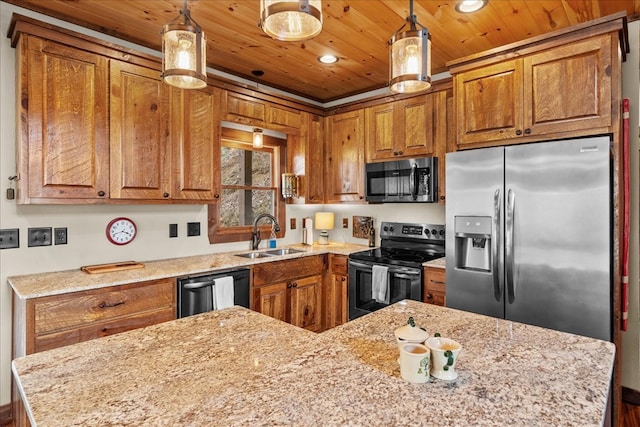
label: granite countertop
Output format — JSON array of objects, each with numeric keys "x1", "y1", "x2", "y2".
[
  {"x1": 8, "y1": 242, "x2": 368, "y2": 299},
  {"x1": 13, "y1": 300, "x2": 614, "y2": 426},
  {"x1": 423, "y1": 256, "x2": 445, "y2": 268}
]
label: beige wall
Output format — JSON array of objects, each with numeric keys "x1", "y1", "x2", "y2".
[{"x1": 0, "y1": 3, "x2": 446, "y2": 406}]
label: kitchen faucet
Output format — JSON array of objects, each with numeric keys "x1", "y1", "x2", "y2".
[{"x1": 252, "y1": 213, "x2": 280, "y2": 250}]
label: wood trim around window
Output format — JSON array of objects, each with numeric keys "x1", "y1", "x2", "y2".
[{"x1": 207, "y1": 128, "x2": 287, "y2": 245}]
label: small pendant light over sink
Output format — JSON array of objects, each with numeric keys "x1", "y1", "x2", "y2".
[
  {"x1": 388, "y1": 0, "x2": 431, "y2": 94},
  {"x1": 259, "y1": 0, "x2": 323, "y2": 41},
  {"x1": 161, "y1": 0, "x2": 207, "y2": 89}
]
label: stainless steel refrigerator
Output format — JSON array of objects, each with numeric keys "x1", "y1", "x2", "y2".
[{"x1": 445, "y1": 136, "x2": 612, "y2": 341}]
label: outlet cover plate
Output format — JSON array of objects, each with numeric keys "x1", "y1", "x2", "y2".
[
  {"x1": 54, "y1": 227, "x2": 68, "y2": 245},
  {"x1": 169, "y1": 223, "x2": 178, "y2": 238},
  {"x1": 28, "y1": 227, "x2": 52, "y2": 247},
  {"x1": 0, "y1": 228, "x2": 19, "y2": 249}
]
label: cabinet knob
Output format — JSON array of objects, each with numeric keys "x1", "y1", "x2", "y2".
[
  {"x1": 214, "y1": 193, "x2": 220, "y2": 199},
  {"x1": 515, "y1": 129, "x2": 522, "y2": 136},
  {"x1": 292, "y1": 282, "x2": 298, "y2": 288},
  {"x1": 341, "y1": 277, "x2": 346, "y2": 282},
  {"x1": 426, "y1": 293, "x2": 433, "y2": 300},
  {"x1": 524, "y1": 128, "x2": 531, "y2": 135},
  {"x1": 97, "y1": 191, "x2": 106, "y2": 197},
  {"x1": 287, "y1": 283, "x2": 292, "y2": 288},
  {"x1": 163, "y1": 192, "x2": 170, "y2": 198},
  {"x1": 398, "y1": 150, "x2": 403, "y2": 155},
  {"x1": 439, "y1": 195, "x2": 445, "y2": 201}
]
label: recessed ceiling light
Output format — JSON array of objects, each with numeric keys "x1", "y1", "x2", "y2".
[
  {"x1": 318, "y1": 55, "x2": 338, "y2": 64},
  {"x1": 455, "y1": 0, "x2": 488, "y2": 13}
]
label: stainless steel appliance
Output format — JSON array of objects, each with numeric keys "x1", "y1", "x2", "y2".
[
  {"x1": 365, "y1": 157, "x2": 437, "y2": 203},
  {"x1": 177, "y1": 269, "x2": 250, "y2": 318},
  {"x1": 446, "y1": 136, "x2": 612, "y2": 341},
  {"x1": 349, "y1": 221, "x2": 445, "y2": 320}
]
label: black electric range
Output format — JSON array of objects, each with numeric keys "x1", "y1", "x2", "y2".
[{"x1": 349, "y1": 221, "x2": 446, "y2": 268}]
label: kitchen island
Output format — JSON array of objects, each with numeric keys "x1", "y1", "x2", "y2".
[{"x1": 12, "y1": 300, "x2": 614, "y2": 426}]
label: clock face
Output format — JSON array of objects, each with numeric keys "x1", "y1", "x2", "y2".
[{"x1": 106, "y1": 217, "x2": 137, "y2": 245}]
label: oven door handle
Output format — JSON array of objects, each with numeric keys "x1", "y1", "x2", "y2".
[
  {"x1": 394, "y1": 273, "x2": 420, "y2": 279},
  {"x1": 349, "y1": 260, "x2": 420, "y2": 275}
]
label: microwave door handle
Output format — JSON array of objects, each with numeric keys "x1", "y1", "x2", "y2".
[{"x1": 409, "y1": 163, "x2": 417, "y2": 198}]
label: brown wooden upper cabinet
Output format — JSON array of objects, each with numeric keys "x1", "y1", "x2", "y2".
[
  {"x1": 15, "y1": 35, "x2": 110, "y2": 203},
  {"x1": 451, "y1": 32, "x2": 618, "y2": 149},
  {"x1": 366, "y1": 92, "x2": 446, "y2": 162},
  {"x1": 325, "y1": 110, "x2": 366, "y2": 203},
  {"x1": 12, "y1": 27, "x2": 222, "y2": 204},
  {"x1": 287, "y1": 113, "x2": 324, "y2": 204},
  {"x1": 221, "y1": 90, "x2": 303, "y2": 134}
]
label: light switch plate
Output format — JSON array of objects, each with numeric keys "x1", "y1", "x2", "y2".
[
  {"x1": 0, "y1": 228, "x2": 19, "y2": 249},
  {"x1": 28, "y1": 227, "x2": 52, "y2": 247}
]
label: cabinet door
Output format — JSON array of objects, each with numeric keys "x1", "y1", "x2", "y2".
[
  {"x1": 221, "y1": 90, "x2": 266, "y2": 126},
  {"x1": 424, "y1": 267, "x2": 446, "y2": 306},
  {"x1": 290, "y1": 274, "x2": 323, "y2": 332},
  {"x1": 524, "y1": 34, "x2": 612, "y2": 136},
  {"x1": 366, "y1": 103, "x2": 395, "y2": 161},
  {"x1": 171, "y1": 85, "x2": 221, "y2": 202},
  {"x1": 455, "y1": 59, "x2": 524, "y2": 146},
  {"x1": 110, "y1": 61, "x2": 170, "y2": 200},
  {"x1": 255, "y1": 282, "x2": 288, "y2": 323},
  {"x1": 327, "y1": 254, "x2": 348, "y2": 329},
  {"x1": 288, "y1": 113, "x2": 324, "y2": 204},
  {"x1": 18, "y1": 36, "x2": 109, "y2": 202},
  {"x1": 399, "y1": 94, "x2": 435, "y2": 157},
  {"x1": 325, "y1": 110, "x2": 365, "y2": 203}
]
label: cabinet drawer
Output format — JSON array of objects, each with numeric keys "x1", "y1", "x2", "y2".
[
  {"x1": 424, "y1": 267, "x2": 446, "y2": 293},
  {"x1": 329, "y1": 254, "x2": 348, "y2": 275},
  {"x1": 34, "y1": 278, "x2": 175, "y2": 335},
  {"x1": 253, "y1": 255, "x2": 325, "y2": 286},
  {"x1": 34, "y1": 307, "x2": 175, "y2": 352}
]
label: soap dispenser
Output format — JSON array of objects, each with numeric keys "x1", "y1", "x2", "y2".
[{"x1": 269, "y1": 225, "x2": 277, "y2": 248}]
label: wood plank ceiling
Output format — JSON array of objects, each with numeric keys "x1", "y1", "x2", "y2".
[{"x1": 4, "y1": 0, "x2": 640, "y2": 102}]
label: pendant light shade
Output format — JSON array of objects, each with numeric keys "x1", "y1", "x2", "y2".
[
  {"x1": 389, "y1": 0, "x2": 431, "y2": 94},
  {"x1": 260, "y1": 0, "x2": 323, "y2": 41},
  {"x1": 162, "y1": 0, "x2": 207, "y2": 89}
]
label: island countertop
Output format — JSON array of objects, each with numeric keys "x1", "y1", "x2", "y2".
[{"x1": 12, "y1": 300, "x2": 614, "y2": 426}]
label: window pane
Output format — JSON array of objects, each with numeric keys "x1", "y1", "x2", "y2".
[
  {"x1": 219, "y1": 188, "x2": 275, "y2": 227},
  {"x1": 221, "y1": 146, "x2": 272, "y2": 187}
]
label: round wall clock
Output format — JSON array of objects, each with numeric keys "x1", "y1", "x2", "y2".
[{"x1": 106, "y1": 217, "x2": 137, "y2": 245}]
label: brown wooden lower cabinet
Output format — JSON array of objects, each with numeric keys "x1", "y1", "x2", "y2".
[
  {"x1": 423, "y1": 266, "x2": 446, "y2": 306},
  {"x1": 326, "y1": 254, "x2": 349, "y2": 329},
  {"x1": 253, "y1": 255, "x2": 325, "y2": 332},
  {"x1": 12, "y1": 277, "x2": 177, "y2": 427}
]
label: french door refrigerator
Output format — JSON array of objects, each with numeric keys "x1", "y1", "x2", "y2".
[{"x1": 445, "y1": 136, "x2": 612, "y2": 341}]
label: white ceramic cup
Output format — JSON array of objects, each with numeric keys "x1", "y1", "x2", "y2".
[
  {"x1": 425, "y1": 337, "x2": 462, "y2": 381},
  {"x1": 399, "y1": 343, "x2": 431, "y2": 383}
]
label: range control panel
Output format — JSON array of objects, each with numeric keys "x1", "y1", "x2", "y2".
[{"x1": 380, "y1": 221, "x2": 445, "y2": 241}]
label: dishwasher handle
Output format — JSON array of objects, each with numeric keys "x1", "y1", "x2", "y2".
[{"x1": 182, "y1": 280, "x2": 216, "y2": 290}]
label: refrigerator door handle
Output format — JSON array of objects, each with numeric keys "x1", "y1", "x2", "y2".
[
  {"x1": 492, "y1": 188, "x2": 502, "y2": 301},
  {"x1": 505, "y1": 188, "x2": 516, "y2": 303}
]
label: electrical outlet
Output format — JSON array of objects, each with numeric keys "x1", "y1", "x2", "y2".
[
  {"x1": 169, "y1": 223, "x2": 178, "y2": 238},
  {"x1": 28, "y1": 227, "x2": 52, "y2": 247},
  {"x1": 0, "y1": 228, "x2": 19, "y2": 249},
  {"x1": 54, "y1": 227, "x2": 68, "y2": 245},
  {"x1": 343, "y1": 218, "x2": 349, "y2": 228},
  {"x1": 290, "y1": 218, "x2": 296, "y2": 230},
  {"x1": 187, "y1": 222, "x2": 200, "y2": 237}
]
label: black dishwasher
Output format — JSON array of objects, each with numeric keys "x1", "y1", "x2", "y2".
[{"x1": 177, "y1": 269, "x2": 250, "y2": 318}]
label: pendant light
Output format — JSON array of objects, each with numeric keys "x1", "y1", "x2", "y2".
[
  {"x1": 259, "y1": 0, "x2": 323, "y2": 41},
  {"x1": 161, "y1": 0, "x2": 207, "y2": 89},
  {"x1": 389, "y1": 0, "x2": 431, "y2": 94}
]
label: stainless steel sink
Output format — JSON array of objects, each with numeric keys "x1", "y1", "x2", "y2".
[
  {"x1": 265, "y1": 248, "x2": 304, "y2": 256},
  {"x1": 234, "y1": 251, "x2": 275, "y2": 259}
]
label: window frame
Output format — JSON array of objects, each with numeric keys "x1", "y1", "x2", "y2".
[{"x1": 207, "y1": 127, "x2": 287, "y2": 244}]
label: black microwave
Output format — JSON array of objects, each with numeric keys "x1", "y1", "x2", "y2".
[{"x1": 365, "y1": 157, "x2": 437, "y2": 203}]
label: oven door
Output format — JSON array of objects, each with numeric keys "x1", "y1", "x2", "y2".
[{"x1": 348, "y1": 260, "x2": 422, "y2": 320}]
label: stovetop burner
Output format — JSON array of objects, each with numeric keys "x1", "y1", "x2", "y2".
[{"x1": 349, "y1": 221, "x2": 445, "y2": 268}]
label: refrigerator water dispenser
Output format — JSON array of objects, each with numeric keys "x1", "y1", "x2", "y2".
[{"x1": 454, "y1": 216, "x2": 492, "y2": 272}]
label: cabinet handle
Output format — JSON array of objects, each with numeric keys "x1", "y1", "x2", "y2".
[
  {"x1": 515, "y1": 129, "x2": 522, "y2": 136},
  {"x1": 99, "y1": 301, "x2": 125, "y2": 309},
  {"x1": 431, "y1": 280, "x2": 446, "y2": 285},
  {"x1": 163, "y1": 192, "x2": 170, "y2": 198},
  {"x1": 98, "y1": 191, "x2": 106, "y2": 197},
  {"x1": 524, "y1": 128, "x2": 531, "y2": 135},
  {"x1": 214, "y1": 193, "x2": 220, "y2": 199}
]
